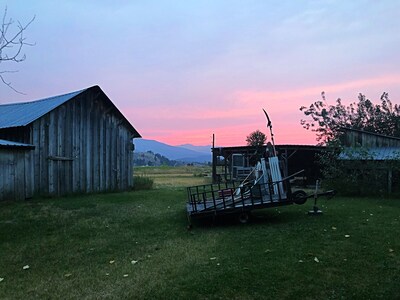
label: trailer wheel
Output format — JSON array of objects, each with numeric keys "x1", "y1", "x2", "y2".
[
  {"x1": 293, "y1": 190, "x2": 308, "y2": 205},
  {"x1": 238, "y1": 212, "x2": 249, "y2": 224}
]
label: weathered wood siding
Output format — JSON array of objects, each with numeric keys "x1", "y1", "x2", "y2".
[
  {"x1": 0, "y1": 149, "x2": 34, "y2": 201},
  {"x1": 26, "y1": 91, "x2": 134, "y2": 196},
  {"x1": 342, "y1": 129, "x2": 400, "y2": 148}
]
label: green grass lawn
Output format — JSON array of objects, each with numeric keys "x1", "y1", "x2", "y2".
[{"x1": 0, "y1": 188, "x2": 399, "y2": 299}]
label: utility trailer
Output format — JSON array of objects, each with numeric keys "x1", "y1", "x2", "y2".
[
  {"x1": 186, "y1": 174, "x2": 309, "y2": 225},
  {"x1": 186, "y1": 154, "x2": 329, "y2": 225}
]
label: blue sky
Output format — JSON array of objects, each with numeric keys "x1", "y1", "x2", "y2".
[{"x1": 2, "y1": 0, "x2": 400, "y2": 146}]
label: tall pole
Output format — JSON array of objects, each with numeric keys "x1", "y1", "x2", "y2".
[
  {"x1": 212, "y1": 133, "x2": 217, "y2": 183},
  {"x1": 262, "y1": 108, "x2": 276, "y2": 156}
]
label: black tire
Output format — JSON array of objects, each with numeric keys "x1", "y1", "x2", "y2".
[
  {"x1": 292, "y1": 190, "x2": 308, "y2": 205},
  {"x1": 238, "y1": 212, "x2": 249, "y2": 224}
]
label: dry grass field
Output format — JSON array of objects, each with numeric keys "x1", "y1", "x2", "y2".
[{"x1": 134, "y1": 166, "x2": 212, "y2": 188}]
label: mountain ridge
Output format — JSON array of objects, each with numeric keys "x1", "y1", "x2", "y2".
[{"x1": 134, "y1": 139, "x2": 211, "y2": 163}]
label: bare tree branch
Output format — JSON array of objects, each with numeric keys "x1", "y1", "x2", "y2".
[{"x1": 0, "y1": 6, "x2": 35, "y2": 94}]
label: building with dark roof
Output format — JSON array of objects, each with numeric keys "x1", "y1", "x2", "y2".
[
  {"x1": 0, "y1": 85, "x2": 141, "y2": 200},
  {"x1": 212, "y1": 144, "x2": 325, "y2": 186}
]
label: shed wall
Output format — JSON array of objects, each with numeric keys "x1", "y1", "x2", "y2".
[
  {"x1": 342, "y1": 130, "x2": 400, "y2": 148},
  {"x1": 26, "y1": 91, "x2": 134, "y2": 196},
  {"x1": 0, "y1": 149, "x2": 34, "y2": 201}
]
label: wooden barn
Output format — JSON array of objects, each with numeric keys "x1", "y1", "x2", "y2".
[{"x1": 0, "y1": 85, "x2": 141, "y2": 201}]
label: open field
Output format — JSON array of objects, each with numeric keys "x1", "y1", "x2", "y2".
[
  {"x1": 134, "y1": 166, "x2": 212, "y2": 188},
  {"x1": 0, "y1": 169, "x2": 399, "y2": 299}
]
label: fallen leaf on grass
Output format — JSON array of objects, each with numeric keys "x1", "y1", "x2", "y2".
[
  {"x1": 314, "y1": 257, "x2": 320, "y2": 263},
  {"x1": 23, "y1": 265, "x2": 30, "y2": 270},
  {"x1": 131, "y1": 260, "x2": 138, "y2": 265},
  {"x1": 345, "y1": 235, "x2": 350, "y2": 238},
  {"x1": 109, "y1": 260, "x2": 115, "y2": 264}
]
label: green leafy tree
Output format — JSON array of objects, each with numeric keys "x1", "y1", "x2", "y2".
[
  {"x1": 246, "y1": 130, "x2": 266, "y2": 147},
  {"x1": 300, "y1": 92, "x2": 400, "y2": 144}
]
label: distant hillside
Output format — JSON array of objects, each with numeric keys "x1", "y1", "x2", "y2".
[
  {"x1": 134, "y1": 151, "x2": 184, "y2": 167},
  {"x1": 178, "y1": 144, "x2": 211, "y2": 154},
  {"x1": 134, "y1": 139, "x2": 211, "y2": 163}
]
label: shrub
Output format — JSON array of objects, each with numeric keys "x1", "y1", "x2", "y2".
[{"x1": 133, "y1": 175, "x2": 154, "y2": 190}]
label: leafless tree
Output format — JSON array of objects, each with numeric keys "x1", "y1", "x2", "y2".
[{"x1": 0, "y1": 7, "x2": 35, "y2": 94}]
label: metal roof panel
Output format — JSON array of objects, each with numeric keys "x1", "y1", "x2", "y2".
[
  {"x1": 339, "y1": 147, "x2": 400, "y2": 160},
  {"x1": 0, "y1": 89, "x2": 86, "y2": 129},
  {"x1": 0, "y1": 139, "x2": 35, "y2": 149}
]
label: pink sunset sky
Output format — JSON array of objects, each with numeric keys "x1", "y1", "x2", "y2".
[{"x1": 2, "y1": 1, "x2": 400, "y2": 147}]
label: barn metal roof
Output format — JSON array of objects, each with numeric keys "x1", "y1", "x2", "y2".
[
  {"x1": 0, "y1": 89, "x2": 86, "y2": 129},
  {"x1": 0, "y1": 139, "x2": 35, "y2": 149},
  {"x1": 0, "y1": 86, "x2": 141, "y2": 138},
  {"x1": 339, "y1": 147, "x2": 400, "y2": 161}
]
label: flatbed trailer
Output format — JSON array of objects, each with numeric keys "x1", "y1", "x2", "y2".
[
  {"x1": 186, "y1": 176, "x2": 310, "y2": 225},
  {"x1": 186, "y1": 178, "x2": 335, "y2": 225}
]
